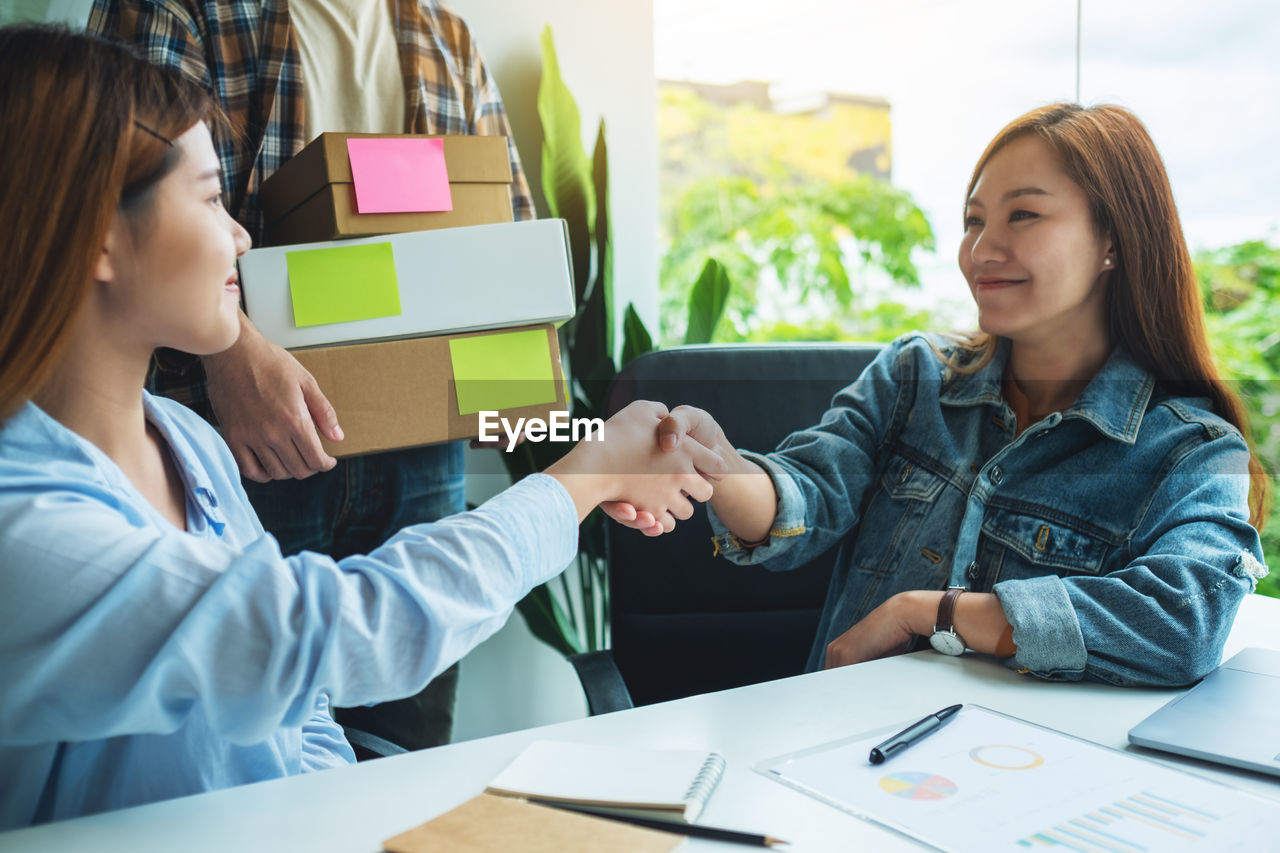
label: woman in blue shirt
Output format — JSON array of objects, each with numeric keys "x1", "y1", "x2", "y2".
[
  {"x1": 0, "y1": 27, "x2": 723, "y2": 828},
  {"x1": 633, "y1": 103, "x2": 1269, "y2": 687}
]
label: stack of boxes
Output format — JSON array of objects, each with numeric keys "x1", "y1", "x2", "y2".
[{"x1": 238, "y1": 133, "x2": 574, "y2": 457}]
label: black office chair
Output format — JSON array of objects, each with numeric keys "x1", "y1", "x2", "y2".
[
  {"x1": 343, "y1": 727, "x2": 408, "y2": 761},
  {"x1": 570, "y1": 342, "x2": 884, "y2": 714}
]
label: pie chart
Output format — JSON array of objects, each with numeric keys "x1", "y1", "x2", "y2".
[
  {"x1": 969, "y1": 744, "x2": 1044, "y2": 770},
  {"x1": 878, "y1": 771, "x2": 958, "y2": 800}
]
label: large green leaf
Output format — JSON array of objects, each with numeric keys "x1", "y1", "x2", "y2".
[
  {"x1": 568, "y1": 120, "x2": 616, "y2": 420},
  {"x1": 591, "y1": 120, "x2": 614, "y2": 366},
  {"x1": 621, "y1": 303, "x2": 654, "y2": 367},
  {"x1": 538, "y1": 26, "x2": 594, "y2": 306},
  {"x1": 515, "y1": 583, "x2": 583, "y2": 658},
  {"x1": 684, "y1": 258, "x2": 731, "y2": 344},
  {"x1": 516, "y1": 27, "x2": 618, "y2": 658}
]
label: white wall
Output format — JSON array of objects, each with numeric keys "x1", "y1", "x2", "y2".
[
  {"x1": 0, "y1": 0, "x2": 92, "y2": 25},
  {"x1": 449, "y1": 0, "x2": 658, "y2": 741},
  {"x1": 452, "y1": 463, "x2": 590, "y2": 742},
  {"x1": 451, "y1": 0, "x2": 660, "y2": 339}
]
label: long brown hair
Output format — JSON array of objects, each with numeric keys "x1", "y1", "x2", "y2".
[
  {"x1": 0, "y1": 25, "x2": 214, "y2": 421},
  {"x1": 949, "y1": 103, "x2": 1269, "y2": 528}
]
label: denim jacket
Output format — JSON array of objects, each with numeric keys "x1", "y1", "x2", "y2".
[{"x1": 709, "y1": 334, "x2": 1267, "y2": 686}]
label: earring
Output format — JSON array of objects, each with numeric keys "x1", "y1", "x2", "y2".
[{"x1": 1104, "y1": 258, "x2": 1112, "y2": 267}]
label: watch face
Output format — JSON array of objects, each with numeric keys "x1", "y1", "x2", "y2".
[{"x1": 930, "y1": 631, "x2": 966, "y2": 656}]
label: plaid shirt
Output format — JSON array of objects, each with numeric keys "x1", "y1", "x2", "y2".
[{"x1": 89, "y1": 0, "x2": 536, "y2": 414}]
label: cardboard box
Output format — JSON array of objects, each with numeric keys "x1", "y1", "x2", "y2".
[
  {"x1": 260, "y1": 133, "x2": 514, "y2": 245},
  {"x1": 293, "y1": 324, "x2": 568, "y2": 457},
  {"x1": 239, "y1": 219, "x2": 576, "y2": 350}
]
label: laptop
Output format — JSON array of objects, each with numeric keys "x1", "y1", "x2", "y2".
[{"x1": 1128, "y1": 647, "x2": 1280, "y2": 777}]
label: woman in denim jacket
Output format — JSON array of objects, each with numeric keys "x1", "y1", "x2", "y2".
[{"x1": 629, "y1": 104, "x2": 1269, "y2": 687}]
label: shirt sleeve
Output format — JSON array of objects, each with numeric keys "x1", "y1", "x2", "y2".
[
  {"x1": 299, "y1": 693, "x2": 355, "y2": 771},
  {"x1": 465, "y1": 36, "x2": 536, "y2": 221},
  {"x1": 445, "y1": 7, "x2": 535, "y2": 219},
  {"x1": 88, "y1": 1, "x2": 213, "y2": 90},
  {"x1": 0, "y1": 473, "x2": 577, "y2": 747},
  {"x1": 708, "y1": 339, "x2": 909, "y2": 570},
  {"x1": 994, "y1": 431, "x2": 1263, "y2": 687}
]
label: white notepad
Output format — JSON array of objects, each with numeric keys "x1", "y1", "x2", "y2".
[{"x1": 486, "y1": 740, "x2": 726, "y2": 823}]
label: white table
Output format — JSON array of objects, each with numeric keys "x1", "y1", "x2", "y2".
[{"x1": 6, "y1": 595, "x2": 1278, "y2": 852}]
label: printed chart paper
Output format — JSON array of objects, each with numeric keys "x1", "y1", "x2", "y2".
[
  {"x1": 346, "y1": 137, "x2": 452, "y2": 214},
  {"x1": 757, "y1": 705, "x2": 1279, "y2": 852}
]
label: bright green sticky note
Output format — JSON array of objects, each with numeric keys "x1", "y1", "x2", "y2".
[
  {"x1": 286, "y1": 242, "x2": 400, "y2": 327},
  {"x1": 449, "y1": 329, "x2": 557, "y2": 415}
]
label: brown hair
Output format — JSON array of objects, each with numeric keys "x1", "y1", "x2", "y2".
[
  {"x1": 0, "y1": 25, "x2": 215, "y2": 421},
  {"x1": 948, "y1": 103, "x2": 1269, "y2": 528}
]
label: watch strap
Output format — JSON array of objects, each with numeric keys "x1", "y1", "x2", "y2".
[{"x1": 934, "y1": 586, "x2": 964, "y2": 633}]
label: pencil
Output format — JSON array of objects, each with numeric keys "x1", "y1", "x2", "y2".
[{"x1": 533, "y1": 800, "x2": 789, "y2": 847}]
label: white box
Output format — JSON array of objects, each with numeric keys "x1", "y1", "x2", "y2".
[{"x1": 239, "y1": 219, "x2": 576, "y2": 349}]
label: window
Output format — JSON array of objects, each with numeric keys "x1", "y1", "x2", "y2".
[{"x1": 655, "y1": 0, "x2": 1280, "y2": 341}]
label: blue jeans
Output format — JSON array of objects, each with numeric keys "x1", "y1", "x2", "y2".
[{"x1": 243, "y1": 442, "x2": 466, "y2": 753}]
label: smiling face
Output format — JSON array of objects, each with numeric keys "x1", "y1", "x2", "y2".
[
  {"x1": 99, "y1": 122, "x2": 251, "y2": 356},
  {"x1": 958, "y1": 134, "x2": 1114, "y2": 352}
]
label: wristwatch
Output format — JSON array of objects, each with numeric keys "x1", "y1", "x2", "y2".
[{"x1": 929, "y1": 586, "x2": 968, "y2": 656}]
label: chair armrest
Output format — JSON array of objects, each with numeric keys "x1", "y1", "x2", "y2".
[
  {"x1": 342, "y1": 726, "x2": 410, "y2": 761},
  {"x1": 568, "y1": 650, "x2": 635, "y2": 715}
]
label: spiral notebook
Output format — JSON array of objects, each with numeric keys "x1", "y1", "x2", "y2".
[{"x1": 485, "y1": 740, "x2": 726, "y2": 823}]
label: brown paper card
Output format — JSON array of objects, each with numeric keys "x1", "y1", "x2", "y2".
[{"x1": 382, "y1": 794, "x2": 682, "y2": 853}]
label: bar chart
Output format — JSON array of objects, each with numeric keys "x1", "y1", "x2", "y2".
[{"x1": 1016, "y1": 791, "x2": 1221, "y2": 851}]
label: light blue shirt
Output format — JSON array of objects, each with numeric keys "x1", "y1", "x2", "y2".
[{"x1": 0, "y1": 393, "x2": 578, "y2": 829}]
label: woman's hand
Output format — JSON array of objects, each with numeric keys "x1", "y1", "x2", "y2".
[
  {"x1": 824, "y1": 592, "x2": 932, "y2": 669},
  {"x1": 602, "y1": 405, "x2": 754, "y2": 537},
  {"x1": 823, "y1": 589, "x2": 1015, "y2": 669},
  {"x1": 598, "y1": 501, "x2": 664, "y2": 537},
  {"x1": 595, "y1": 403, "x2": 779, "y2": 545},
  {"x1": 546, "y1": 400, "x2": 727, "y2": 530}
]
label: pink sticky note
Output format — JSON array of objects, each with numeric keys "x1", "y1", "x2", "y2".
[{"x1": 345, "y1": 137, "x2": 453, "y2": 214}]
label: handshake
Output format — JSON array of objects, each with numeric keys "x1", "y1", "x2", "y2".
[{"x1": 543, "y1": 400, "x2": 737, "y2": 534}]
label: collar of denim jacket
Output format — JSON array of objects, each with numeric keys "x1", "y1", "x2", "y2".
[
  {"x1": 938, "y1": 335, "x2": 1010, "y2": 409},
  {"x1": 1062, "y1": 348, "x2": 1154, "y2": 444},
  {"x1": 940, "y1": 338, "x2": 1154, "y2": 445}
]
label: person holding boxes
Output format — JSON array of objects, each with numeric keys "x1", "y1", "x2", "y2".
[
  {"x1": 0, "y1": 25, "x2": 722, "y2": 829},
  {"x1": 89, "y1": 0, "x2": 534, "y2": 753}
]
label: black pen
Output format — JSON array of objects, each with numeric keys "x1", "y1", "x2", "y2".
[
  {"x1": 531, "y1": 799, "x2": 788, "y2": 847},
  {"x1": 868, "y1": 704, "x2": 963, "y2": 764}
]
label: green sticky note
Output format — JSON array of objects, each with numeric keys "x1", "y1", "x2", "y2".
[
  {"x1": 449, "y1": 329, "x2": 558, "y2": 415},
  {"x1": 285, "y1": 242, "x2": 400, "y2": 327}
]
